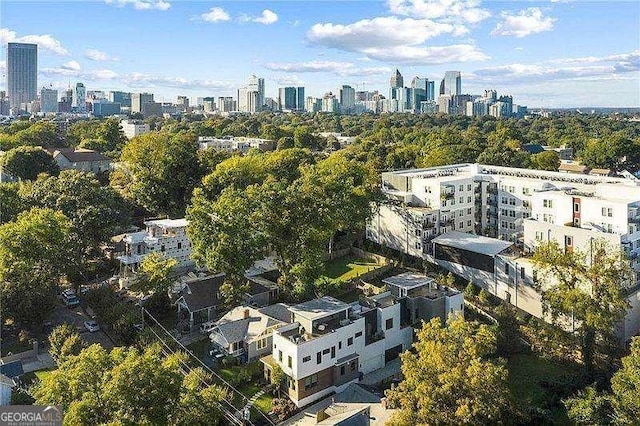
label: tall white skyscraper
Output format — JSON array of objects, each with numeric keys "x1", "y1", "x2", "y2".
[
  {"x1": 7, "y1": 43, "x2": 37, "y2": 111},
  {"x1": 247, "y1": 75, "x2": 265, "y2": 111}
]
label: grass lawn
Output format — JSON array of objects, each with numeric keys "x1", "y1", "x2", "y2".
[
  {"x1": 322, "y1": 256, "x2": 380, "y2": 282},
  {"x1": 253, "y1": 393, "x2": 273, "y2": 413},
  {"x1": 507, "y1": 353, "x2": 581, "y2": 423}
]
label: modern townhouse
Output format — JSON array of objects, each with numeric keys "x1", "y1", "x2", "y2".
[{"x1": 261, "y1": 276, "x2": 463, "y2": 407}]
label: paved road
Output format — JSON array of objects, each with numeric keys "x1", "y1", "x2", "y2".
[{"x1": 49, "y1": 302, "x2": 114, "y2": 350}]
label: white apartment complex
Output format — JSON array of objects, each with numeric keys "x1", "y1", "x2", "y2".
[
  {"x1": 116, "y1": 219, "x2": 193, "y2": 284},
  {"x1": 121, "y1": 119, "x2": 151, "y2": 139},
  {"x1": 198, "y1": 136, "x2": 274, "y2": 153},
  {"x1": 367, "y1": 163, "x2": 640, "y2": 340},
  {"x1": 262, "y1": 277, "x2": 462, "y2": 407}
]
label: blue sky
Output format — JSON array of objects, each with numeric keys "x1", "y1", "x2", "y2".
[{"x1": 1, "y1": 0, "x2": 638, "y2": 107}]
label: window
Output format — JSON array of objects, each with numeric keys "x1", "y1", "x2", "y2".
[
  {"x1": 323, "y1": 348, "x2": 330, "y2": 355},
  {"x1": 425, "y1": 186, "x2": 432, "y2": 193},
  {"x1": 522, "y1": 188, "x2": 530, "y2": 195},
  {"x1": 509, "y1": 198, "x2": 516, "y2": 206},
  {"x1": 303, "y1": 355, "x2": 311, "y2": 363},
  {"x1": 178, "y1": 242, "x2": 182, "y2": 250},
  {"x1": 317, "y1": 352, "x2": 322, "y2": 364},
  {"x1": 459, "y1": 222, "x2": 464, "y2": 229},
  {"x1": 355, "y1": 331, "x2": 362, "y2": 338},
  {"x1": 505, "y1": 264, "x2": 510, "y2": 275},
  {"x1": 279, "y1": 350, "x2": 282, "y2": 362},
  {"x1": 338, "y1": 341, "x2": 342, "y2": 350},
  {"x1": 415, "y1": 228, "x2": 421, "y2": 236},
  {"x1": 467, "y1": 196, "x2": 472, "y2": 203},
  {"x1": 509, "y1": 210, "x2": 516, "y2": 218},
  {"x1": 467, "y1": 184, "x2": 472, "y2": 191},
  {"x1": 340, "y1": 365, "x2": 346, "y2": 375},
  {"x1": 331, "y1": 346, "x2": 336, "y2": 358},
  {"x1": 467, "y1": 208, "x2": 472, "y2": 214},
  {"x1": 574, "y1": 203, "x2": 580, "y2": 213},
  {"x1": 565, "y1": 236, "x2": 573, "y2": 246},
  {"x1": 161, "y1": 245, "x2": 165, "y2": 252},
  {"x1": 386, "y1": 318, "x2": 393, "y2": 330},
  {"x1": 257, "y1": 338, "x2": 267, "y2": 350},
  {"x1": 288, "y1": 356, "x2": 292, "y2": 368},
  {"x1": 350, "y1": 361, "x2": 356, "y2": 372},
  {"x1": 347, "y1": 337, "x2": 353, "y2": 346},
  {"x1": 601, "y1": 207, "x2": 613, "y2": 217},
  {"x1": 467, "y1": 220, "x2": 472, "y2": 226},
  {"x1": 544, "y1": 199, "x2": 553, "y2": 208},
  {"x1": 459, "y1": 210, "x2": 464, "y2": 217},
  {"x1": 304, "y1": 374, "x2": 318, "y2": 390},
  {"x1": 459, "y1": 197, "x2": 464, "y2": 203}
]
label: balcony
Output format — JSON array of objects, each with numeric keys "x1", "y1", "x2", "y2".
[
  {"x1": 422, "y1": 221, "x2": 434, "y2": 230},
  {"x1": 440, "y1": 192, "x2": 454, "y2": 201},
  {"x1": 440, "y1": 218, "x2": 454, "y2": 227}
]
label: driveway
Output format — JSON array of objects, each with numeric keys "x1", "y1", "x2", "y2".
[{"x1": 49, "y1": 302, "x2": 114, "y2": 350}]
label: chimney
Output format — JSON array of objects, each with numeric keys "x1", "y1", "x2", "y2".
[{"x1": 243, "y1": 308, "x2": 250, "y2": 319}]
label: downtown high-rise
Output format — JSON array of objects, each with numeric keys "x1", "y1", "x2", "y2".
[{"x1": 7, "y1": 43, "x2": 37, "y2": 111}]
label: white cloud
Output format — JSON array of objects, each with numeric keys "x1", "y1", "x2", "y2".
[
  {"x1": 124, "y1": 73, "x2": 234, "y2": 91},
  {"x1": 265, "y1": 60, "x2": 392, "y2": 77},
  {"x1": 491, "y1": 8, "x2": 556, "y2": 38},
  {"x1": 84, "y1": 49, "x2": 118, "y2": 61},
  {"x1": 201, "y1": 7, "x2": 231, "y2": 23},
  {"x1": 306, "y1": 16, "x2": 487, "y2": 64},
  {"x1": 388, "y1": 0, "x2": 490, "y2": 24},
  {"x1": 471, "y1": 51, "x2": 639, "y2": 84},
  {"x1": 0, "y1": 28, "x2": 68, "y2": 55},
  {"x1": 308, "y1": 17, "x2": 465, "y2": 50},
  {"x1": 104, "y1": 0, "x2": 170, "y2": 11},
  {"x1": 61, "y1": 60, "x2": 81, "y2": 71},
  {"x1": 239, "y1": 9, "x2": 279, "y2": 25}
]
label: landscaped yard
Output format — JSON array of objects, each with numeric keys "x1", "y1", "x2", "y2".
[
  {"x1": 507, "y1": 353, "x2": 582, "y2": 423},
  {"x1": 322, "y1": 256, "x2": 381, "y2": 282}
]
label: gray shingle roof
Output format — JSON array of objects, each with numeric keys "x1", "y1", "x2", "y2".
[
  {"x1": 216, "y1": 318, "x2": 251, "y2": 344},
  {"x1": 258, "y1": 303, "x2": 292, "y2": 323}
]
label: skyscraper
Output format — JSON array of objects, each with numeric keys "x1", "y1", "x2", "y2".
[
  {"x1": 247, "y1": 75, "x2": 265, "y2": 111},
  {"x1": 40, "y1": 87, "x2": 58, "y2": 114},
  {"x1": 426, "y1": 81, "x2": 435, "y2": 101},
  {"x1": 442, "y1": 71, "x2": 462, "y2": 96},
  {"x1": 390, "y1": 69, "x2": 403, "y2": 89},
  {"x1": 339, "y1": 85, "x2": 356, "y2": 114},
  {"x1": 131, "y1": 92, "x2": 154, "y2": 113},
  {"x1": 73, "y1": 82, "x2": 86, "y2": 112},
  {"x1": 278, "y1": 87, "x2": 297, "y2": 111},
  {"x1": 7, "y1": 43, "x2": 37, "y2": 111},
  {"x1": 296, "y1": 87, "x2": 305, "y2": 111}
]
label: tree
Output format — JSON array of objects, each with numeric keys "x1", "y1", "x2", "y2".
[
  {"x1": 19, "y1": 170, "x2": 130, "y2": 250},
  {"x1": 464, "y1": 282, "x2": 478, "y2": 299},
  {"x1": 532, "y1": 150, "x2": 560, "y2": 171},
  {"x1": 131, "y1": 252, "x2": 177, "y2": 294},
  {"x1": 0, "y1": 182, "x2": 25, "y2": 224},
  {"x1": 48, "y1": 324, "x2": 86, "y2": 364},
  {"x1": 111, "y1": 132, "x2": 202, "y2": 217},
  {"x1": 494, "y1": 304, "x2": 522, "y2": 356},
  {"x1": 33, "y1": 344, "x2": 226, "y2": 425},
  {"x1": 565, "y1": 386, "x2": 614, "y2": 425},
  {"x1": 197, "y1": 147, "x2": 233, "y2": 175},
  {"x1": 386, "y1": 316, "x2": 514, "y2": 425},
  {"x1": 12, "y1": 122, "x2": 64, "y2": 148},
  {"x1": 1, "y1": 146, "x2": 59, "y2": 180},
  {"x1": 533, "y1": 239, "x2": 631, "y2": 374},
  {"x1": 610, "y1": 337, "x2": 640, "y2": 423},
  {"x1": 219, "y1": 277, "x2": 250, "y2": 308},
  {"x1": 0, "y1": 208, "x2": 75, "y2": 327}
]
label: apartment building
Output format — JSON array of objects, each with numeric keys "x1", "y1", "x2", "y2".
[
  {"x1": 262, "y1": 278, "x2": 462, "y2": 407},
  {"x1": 116, "y1": 219, "x2": 193, "y2": 285},
  {"x1": 121, "y1": 120, "x2": 150, "y2": 139},
  {"x1": 198, "y1": 136, "x2": 274, "y2": 153},
  {"x1": 368, "y1": 163, "x2": 640, "y2": 340}
]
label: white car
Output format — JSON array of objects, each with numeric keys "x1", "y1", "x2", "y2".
[{"x1": 84, "y1": 320, "x2": 100, "y2": 332}]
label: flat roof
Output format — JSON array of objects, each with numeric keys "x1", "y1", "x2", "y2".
[
  {"x1": 432, "y1": 231, "x2": 513, "y2": 256},
  {"x1": 289, "y1": 296, "x2": 349, "y2": 321},
  {"x1": 382, "y1": 272, "x2": 435, "y2": 290},
  {"x1": 144, "y1": 218, "x2": 188, "y2": 228}
]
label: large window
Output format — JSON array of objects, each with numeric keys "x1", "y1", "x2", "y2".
[
  {"x1": 435, "y1": 243, "x2": 496, "y2": 273},
  {"x1": 386, "y1": 318, "x2": 393, "y2": 330},
  {"x1": 304, "y1": 374, "x2": 318, "y2": 390}
]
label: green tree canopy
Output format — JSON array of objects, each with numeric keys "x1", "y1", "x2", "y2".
[
  {"x1": 131, "y1": 252, "x2": 177, "y2": 294},
  {"x1": 1, "y1": 146, "x2": 59, "y2": 181},
  {"x1": 48, "y1": 324, "x2": 86, "y2": 364},
  {"x1": 386, "y1": 316, "x2": 514, "y2": 425},
  {"x1": 33, "y1": 344, "x2": 226, "y2": 425},
  {"x1": 111, "y1": 132, "x2": 202, "y2": 217},
  {"x1": 533, "y1": 239, "x2": 631, "y2": 374},
  {"x1": 0, "y1": 208, "x2": 75, "y2": 326}
]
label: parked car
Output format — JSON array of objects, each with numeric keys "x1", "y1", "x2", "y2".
[
  {"x1": 83, "y1": 320, "x2": 100, "y2": 332},
  {"x1": 60, "y1": 289, "x2": 76, "y2": 300},
  {"x1": 63, "y1": 295, "x2": 80, "y2": 308},
  {"x1": 199, "y1": 320, "x2": 216, "y2": 335}
]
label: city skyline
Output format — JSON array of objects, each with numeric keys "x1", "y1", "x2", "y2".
[{"x1": 1, "y1": 0, "x2": 639, "y2": 108}]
